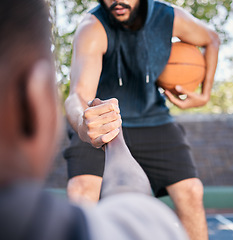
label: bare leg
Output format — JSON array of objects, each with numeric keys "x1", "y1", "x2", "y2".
[
  {"x1": 167, "y1": 178, "x2": 208, "y2": 240},
  {"x1": 67, "y1": 175, "x2": 102, "y2": 203},
  {"x1": 101, "y1": 128, "x2": 152, "y2": 198},
  {"x1": 67, "y1": 98, "x2": 151, "y2": 203}
]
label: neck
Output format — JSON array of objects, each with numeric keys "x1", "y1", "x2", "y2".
[{"x1": 123, "y1": 16, "x2": 144, "y2": 31}]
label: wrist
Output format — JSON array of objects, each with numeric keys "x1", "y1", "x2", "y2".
[
  {"x1": 77, "y1": 121, "x2": 88, "y2": 143},
  {"x1": 201, "y1": 93, "x2": 210, "y2": 105}
]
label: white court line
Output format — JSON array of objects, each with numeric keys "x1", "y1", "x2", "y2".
[{"x1": 215, "y1": 214, "x2": 233, "y2": 231}]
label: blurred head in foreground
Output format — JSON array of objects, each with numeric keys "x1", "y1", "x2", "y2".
[
  {"x1": 0, "y1": 0, "x2": 60, "y2": 186},
  {"x1": 0, "y1": 2, "x2": 189, "y2": 240}
]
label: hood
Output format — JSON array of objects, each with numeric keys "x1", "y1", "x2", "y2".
[
  {"x1": 117, "y1": 0, "x2": 155, "y2": 86},
  {"x1": 98, "y1": 0, "x2": 156, "y2": 86},
  {"x1": 115, "y1": 0, "x2": 155, "y2": 86},
  {"x1": 145, "y1": 0, "x2": 155, "y2": 26}
]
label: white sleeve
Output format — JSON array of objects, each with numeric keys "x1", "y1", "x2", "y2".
[{"x1": 83, "y1": 193, "x2": 189, "y2": 240}]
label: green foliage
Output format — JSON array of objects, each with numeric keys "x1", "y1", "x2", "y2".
[
  {"x1": 167, "y1": 0, "x2": 232, "y2": 22},
  {"x1": 58, "y1": 80, "x2": 70, "y2": 105},
  {"x1": 55, "y1": 0, "x2": 93, "y2": 82},
  {"x1": 47, "y1": 0, "x2": 94, "y2": 104},
  {"x1": 166, "y1": 0, "x2": 232, "y2": 44},
  {"x1": 48, "y1": 0, "x2": 94, "y2": 83}
]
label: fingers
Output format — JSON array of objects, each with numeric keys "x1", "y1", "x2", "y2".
[
  {"x1": 88, "y1": 98, "x2": 119, "y2": 108},
  {"x1": 87, "y1": 111, "x2": 121, "y2": 128},
  {"x1": 103, "y1": 98, "x2": 119, "y2": 106},
  {"x1": 165, "y1": 85, "x2": 191, "y2": 109},
  {"x1": 85, "y1": 100, "x2": 120, "y2": 118},
  {"x1": 87, "y1": 115, "x2": 122, "y2": 136},
  {"x1": 87, "y1": 119, "x2": 121, "y2": 148},
  {"x1": 91, "y1": 128, "x2": 120, "y2": 148},
  {"x1": 83, "y1": 98, "x2": 121, "y2": 148},
  {"x1": 88, "y1": 98, "x2": 102, "y2": 107},
  {"x1": 175, "y1": 85, "x2": 187, "y2": 95},
  {"x1": 165, "y1": 85, "x2": 206, "y2": 109},
  {"x1": 164, "y1": 90, "x2": 185, "y2": 109}
]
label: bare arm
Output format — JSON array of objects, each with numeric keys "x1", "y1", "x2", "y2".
[
  {"x1": 65, "y1": 14, "x2": 122, "y2": 148},
  {"x1": 165, "y1": 6, "x2": 220, "y2": 109},
  {"x1": 88, "y1": 99, "x2": 152, "y2": 198},
  {"x1": 101, "y1": 130, "x2": 152, "y2": 198}
]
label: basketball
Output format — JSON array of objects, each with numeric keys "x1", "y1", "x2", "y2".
[{"x1": 157, "y1": 42, "x2": 206, "y2": 94}]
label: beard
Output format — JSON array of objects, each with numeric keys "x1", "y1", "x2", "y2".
[{"x1": 99, "y1": 0, "x2": 141, "y2": 28}]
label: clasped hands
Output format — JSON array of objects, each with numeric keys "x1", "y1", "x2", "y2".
[{"x1": 79, "y1": 98, "x2": 122, "y2": 148}]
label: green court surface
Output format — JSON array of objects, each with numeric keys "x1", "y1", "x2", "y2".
[
  {"x1": 159, "y1": 186, "x2": 233, "y2": 210},
  {"x1": 46, "y1": 186, "x2": 233, "y2": 239},
  {"x1": 47, "y1": 186, "x2": 233, "y2": 209}
]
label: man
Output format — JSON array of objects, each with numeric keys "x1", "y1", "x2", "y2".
[
  {"x1": 64, "y1": 0, "x2": 220, "y2": 239},
  {"x1": 0, "y1": 0, "x2": 188, "y2": 239}
]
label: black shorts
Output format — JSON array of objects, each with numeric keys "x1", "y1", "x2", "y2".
[{"x1": 63, "y1": 122, "x2": 198, "y2": 197}]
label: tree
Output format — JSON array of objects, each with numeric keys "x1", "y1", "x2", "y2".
[
  {"x1": 166, "y1": 0, "x2": 232, "y2": 44},
  {"x1": 47, "y1": 0, "x2": 94, "y2": 103}
]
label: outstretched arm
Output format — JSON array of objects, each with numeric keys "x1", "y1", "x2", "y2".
[
  {"x1": 165, "y1": 6, "x2": 220, "y2": 109},
  {"x1": 65, "y1": 14, "x2": 122, "y2": 203},
  {"x1": 88, "y1": 99, "x2": 152, "y2": 198},
  {"x1": 101, "y1": 129, "x2": 152, "y2": 198},
  {"x1": 65, "y1": 14, "x2": 121, "y2": 148}
]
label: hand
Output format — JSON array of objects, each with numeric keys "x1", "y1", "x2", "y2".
[
  {"x1": 164, "y1": 85, "x2": 209, "y2": 109},
  {"x1": 79, "y1": 98, "x2": 122, "y2": 148}
]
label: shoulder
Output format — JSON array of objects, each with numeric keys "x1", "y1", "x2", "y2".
[
  {"x1": 73, "y1": 13, "x2": 107, "y2": 55},
  {"x1": 33, "y1": 191, "x2": 91, "y2": 240},
  {"x1": 173, "y1": 5, "x2": 191, "y2": 21},
  {"x1": 0, "y1": 184, "x2": 90, "y2": 240},
  {"x1": 172, "y1": 6, "x2": 199, "y2": 37},
  {"x1": 76, "y1": 13, "x2": 105, "y2": 35}
]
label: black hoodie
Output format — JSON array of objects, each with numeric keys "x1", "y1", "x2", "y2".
[{"x1": 90, "y1": 0, "x2": 174, "y2": 127}]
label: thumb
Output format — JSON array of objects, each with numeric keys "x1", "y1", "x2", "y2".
[
  {"x1": 175, "y1": 85, "x2": 190, "y2": 95},
  {"x1": 88, "y1": 98, "x2": 102, "y2": 107},
  {"x1": 175, "y1": 85, "x2": 184, "y2": 93}
]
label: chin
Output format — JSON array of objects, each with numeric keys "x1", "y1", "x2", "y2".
[{"x1": 114, "y1": 15, "x2": 130, "y2": 23}]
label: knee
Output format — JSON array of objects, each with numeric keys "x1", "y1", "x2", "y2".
[
  {"x1": 67, "y1": 175, "x2": 102, "y2": 203},
  {"x1": 180, "y1": 178, "x2": 204, "y2": 206},
  {"x1": 67, "y1": 176, "x2": 87, "y2": 193},
  {"x1": 171, "y1": 178, "x2": 204, "y2": 208}
]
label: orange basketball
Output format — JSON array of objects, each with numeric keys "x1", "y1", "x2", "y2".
[{"x1": 157, "y1": 42, "x2": 206, "y2": 94}]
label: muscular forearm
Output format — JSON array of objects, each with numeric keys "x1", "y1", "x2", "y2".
[
  {"x1": 166, "y1": 12, "x2": 220, "y2": 109},
  {"x1": 168, "y1": 7, "x2": 220, "y2": 109},
  {"x1": 202, "y1": 35, "x2": 220, "y2": 101},
  {"x1": 65, "y1": 93, "x2": 88, "y2": 142}
]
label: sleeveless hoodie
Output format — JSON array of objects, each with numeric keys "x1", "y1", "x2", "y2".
[{"x1": 90, "y1": 0, "x2": 174, "y2": 127}]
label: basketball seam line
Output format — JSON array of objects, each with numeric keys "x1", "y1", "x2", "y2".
[
  {"x1": 168, "y1": 62, "x2": 206, "y2": 68},
  {"x1": 158, "y1": 75, "x2": 204, "y2": 87}
]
